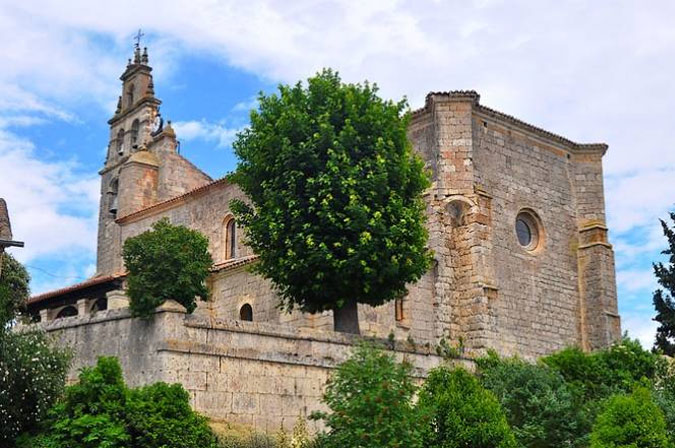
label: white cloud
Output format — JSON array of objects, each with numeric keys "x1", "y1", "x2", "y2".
[
  {"x1": 622, "y1": 313, "x2": 659, "y2": 350},
  {"x1": 172, "y1": 119, "x2": 243, "y2": 149},
  {"x1": 0, "y1": 1, "x2": 674, "y2": 347},
  {"x1": 0, "y1": 126, "x2": 98, "y2": 270},
  {"x1": 617, "y1": 269, "x2": 657, "y2": 295},
  {"x1": 232, "y1": 97, "x2": 259, "y2": 113}
]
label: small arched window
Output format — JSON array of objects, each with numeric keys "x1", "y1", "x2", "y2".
[
  {"x1": 127, "y1": 84, "x2": 134, "y2": 108},
  {"x1": 224, "y1": 216, "x2": 237, "y2": 260},
  {"x1": 239, "y1": 303, "x2": 253, "y2": 321},
  {"x1": 56, "y1": 306, "x2": 78, "y2": 319},
  {"x1": 90, "y1": 298, "x2": 108, "y2": 314},
  {"x1": 395, "y1": 298, "x2": 404, "y2": 322},
  {"x1": 130, "y1": 119, "x2": 140, "y2": 148},
  {"x1": 116, "y1": 129, "x2": 125, "y2": 155},
  {"x1": 108, "y1": 178, "x2": 119, "y2": 217}
]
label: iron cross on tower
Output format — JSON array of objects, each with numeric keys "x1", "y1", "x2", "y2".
[{"x1": 134, "y1": 29, "x2": 144, "y2": 48}]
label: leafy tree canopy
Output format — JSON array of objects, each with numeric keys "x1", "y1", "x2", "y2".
[
  {"x1": 231, "y1": 69, "x2": 432, "y2": 331},
  {"x1": 417, "y1": 366, "x2": 516, "y2": 448},
  {"x1": 653, "y1": 211, "x2": 675, "y2": 355},
  {"x1": 0, "y1": 252, "x2": 30, "y2": 326},
  {"x1": 311, "y1": 344, "x2": 423, "y2": 448},
  {"x1": 122, "y1": 218, "x2": 213, "y2": 318},
  {"x1": 590, "y1": 386, "x2": 669, "y2": 448},
  {"x1": 477, "y1": 352, "x2": 585, "y2": 448},
  {"x1": 0, "y1": 330, "x2": 71, "y2": 446}
]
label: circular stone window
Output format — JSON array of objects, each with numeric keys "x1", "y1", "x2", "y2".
[{"x1": 515, "y1": 210, "x2": 542, "y2": 251}]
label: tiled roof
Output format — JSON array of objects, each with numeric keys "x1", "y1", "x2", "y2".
[
  {"x1": 211, "y1": 254, "x2": 258, "y2": 272},
  {"x1": 28, "y1": 273, "x2": 126, "y2": 305},
  {"x1": 27, "y1": 255, "x2": 258, "y2": 306},
  {"x1": 116, "y1": 177, "x2": 231, "y2": 223}
]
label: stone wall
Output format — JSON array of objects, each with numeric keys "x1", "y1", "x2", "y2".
[
  {"x1": 37, "y1": 304, "x2": 445, "y2": 433},
  {"x1": 471, "y1": 112, "x2": 583, "y2": 356},
  {"x1": 89, "y1": 89, "x2": 620, "y2": 363}
]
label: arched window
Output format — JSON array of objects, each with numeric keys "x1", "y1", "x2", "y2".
[
  {"x1": 395, "y1": 298, "x2": 404, "y2": 322},
  {"x1": 127, "y1": 84, "x2": 134, "y2": 108},
  {"x1": 56, "y1": 306, "x2": 78, "y2": 319},
  {"x1": 224, "y1": 216, "x2": 237, "y2": 260},
  {"x1": 108, "y1": 178, "x2": 119, "y2": 217},
  {"x1": 130, "y1": 119, "x2": 140, "y2": 148},
  {"x1": 90, "y1": 298, "x2": 108, "y2": 314},
  {"x1": 116, "y1": 129, "x2": 125, "y2": 155},
  {"x1": 239, "y1": 303, "x2": 253, "y2": 321}
]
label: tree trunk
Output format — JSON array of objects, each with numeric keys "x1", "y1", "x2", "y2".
[{"x1": 333, "y1": 300, "x2": 360, "y2": 334}]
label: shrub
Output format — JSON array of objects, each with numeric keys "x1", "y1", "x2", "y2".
[
  {"x1": 477, "y1": 352, "x2": 586, "y2": 447},
  {"x1": 0, "y1": 253, "x2": 69, "y2": 447},
  {"x1": 127, "y1": 382, "x2": 218, "y2": 448},
  {"x1": 122, "y1": 218, "x2": 213, "y2": 318},
  {"x1": 590, "y1": 386, "x2": 669, "y2": 448},
  {"x1": 311, "y1": 344, "x2": 422, "y2": 448},
  {"x1": 543, "y1": 338, "x2": 658, "y2": 400},
  {"x1": 0, "y1": 329, "x2": 71, "y2": 446},
  {"x1": 0, "y1": 252, "x2": 30, "y2": 326},
  {"x1": 417, "y1": 366, "x2": 516, "y2": 448},
  {"x1": 18, "y1": 356, "x2": 218, "y2": 448}
]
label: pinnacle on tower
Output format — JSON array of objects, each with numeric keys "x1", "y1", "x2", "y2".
[
  {"x1": 133, "y1": 46, "x2": 141, "y2": 64},
  {"x1": 142, "y1": 47, "x2": 149, "y2": 65}
]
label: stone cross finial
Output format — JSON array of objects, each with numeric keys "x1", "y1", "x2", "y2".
[
  {"x1": 133, "y1": 29, "x2": 144, "y2": 49},
  {"x1": 0, "y1": 198, "x2": 12, "y2": 241}
]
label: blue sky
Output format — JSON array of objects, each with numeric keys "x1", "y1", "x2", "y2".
[{"x1": 1, "y1": 1, "x2": 673, "y2": 348}]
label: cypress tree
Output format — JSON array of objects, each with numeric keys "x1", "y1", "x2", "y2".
[{"x1": 653, "y1": 212, "x2": 675, "y2": 355}]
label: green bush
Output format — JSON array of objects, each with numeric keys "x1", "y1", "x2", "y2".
[
  {"x1": 543, "y1": 338, "x2": 658, "y2": 401},
  {"x1": 311, "y1": 344, "x2": 422, "y2": 448},
  {"x1": 477, "y1": 352, "x2": 586, "y2": 447},
  {"x1": 0, "y1": 252, "x2": 30, "y2": 325},
  {"x1": 0, "y1": 329, "x2": 71, "y2": 446},
  {"x1": 0, "y1": 253, "x2": 70, "y2": 447},
  {"x1": 590, "y1": 386, "x2": 669, "y2": 448},
  {"x1": 18, "y1": 356, "x2": 218, "y2": 448},
  {"x1": 122, "y1": 218, "x2": 213, "y2": 318},
  {"x1": 417, "y1": 366, "x2": 516, "y2": 448},
  {"x1": 127, "y1": 382, "x2": 217, "y2": 448}
]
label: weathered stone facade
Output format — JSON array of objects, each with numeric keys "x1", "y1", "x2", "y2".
[{"x1": 25, "y1": 48, "x2": 621, "y2": 431}]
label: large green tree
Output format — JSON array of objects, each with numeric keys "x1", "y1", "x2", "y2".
[
  {"x1": 653, "y1": 212, "x2": 675, "y2": 355},
  {"x1": 231, "y1": 69, "x2": 432, "y2": 333},
  {"x1": 0, "y1": 252, "x2": 30, "y2": 325},
  {"x1": 122, "y1": 218, "x2": 213, "y2": 319}
]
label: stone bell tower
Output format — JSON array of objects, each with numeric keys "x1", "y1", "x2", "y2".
[{"x1": 95, "y1": 44, "x2": 161, "y2": 276}]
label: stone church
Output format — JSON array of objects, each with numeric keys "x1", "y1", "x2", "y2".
[{"x1": 24, "y1": 46, "x2": 621, "y2": 431}]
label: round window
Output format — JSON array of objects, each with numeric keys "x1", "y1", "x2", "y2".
[{"x1": 515, "y1": 211, "x2": 541, "y2": 250}]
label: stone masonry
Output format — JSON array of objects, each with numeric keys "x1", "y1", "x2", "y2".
[{"x1": 25, "y1": 48, "x2": 621, "y2": 431}]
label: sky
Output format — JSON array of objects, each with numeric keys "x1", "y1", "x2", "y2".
[{"x1": 0, "y1": 0, "x2": 673, "y2": 349}]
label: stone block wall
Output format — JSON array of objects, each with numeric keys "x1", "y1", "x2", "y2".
[
  {"x1": 471, "y1": 113, "x2": 583, "y2": 356},
  {"x1": 37, "y1": 305, "x2": 445, "y2": 433}
]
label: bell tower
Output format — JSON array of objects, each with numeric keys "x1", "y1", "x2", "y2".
[{"x1": 96, "y1": 43, "x2": 161, "y2": 275}]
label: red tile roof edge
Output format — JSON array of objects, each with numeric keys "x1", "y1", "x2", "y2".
[
  {"x1": 28, "y1": 273, "x2": 126, "y2": 305},
  {"x1": 211, "y1": 254, "x2": 258, "y2": 272},
  {"x1": 115, "y1": 176, "x2": 231, "y2": 224}
]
